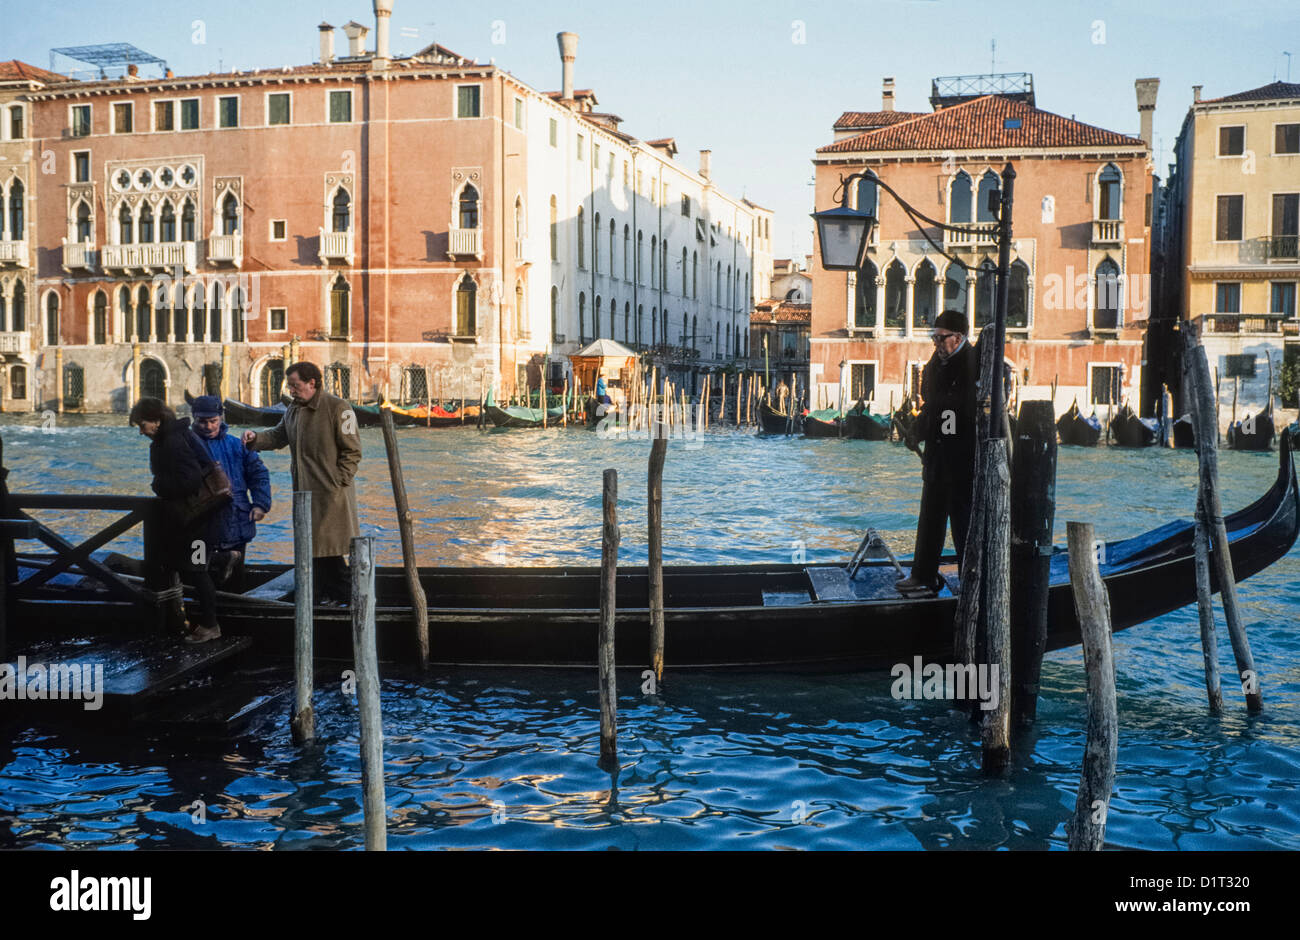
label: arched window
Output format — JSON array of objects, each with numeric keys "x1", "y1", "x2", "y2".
[
  {"x1": 160, "y1": 201, "x2": 176, "y2": 242},
  {"x1": 624, "y1": 302, "x2": 630, "y2": 345},
  {"x1": 549, "y1": 196, "x2": 558, "y2": 261},
  {"x1": 682, "y1": 312, "x2": 689, "y2": 347},
  {"x1": 636, "y1": 231, "x2": 643, "y2": 284},
  {"x1": 93, "y1": 290, "x2": 107, "y2": 345},
  {"x1": 155, "y1": 284, "x2": 170, "y2": 341},
  {"x1": 5, "y1": 282, "x2": 22, "y2": 333},
  {"x1": 172, "y1": 282, "x2": 187, "y2": 340},
  {"x1": 609, "y1": 219, "x2": 616, "y2": 278},
  {"x1": 594, "y1": 295, "x2": 602, "y2": 336},
  {"x1": 136, "y1": 284, "x2": 152, "y2": 342},
  {"x1": 550, "y1": 286, "x2": 559, "y2": 341},
  {"x1": 650, "y1": 236, "x2": 657, "y2": 288},
  {"x1": 221, "y1": 192, "x2": 239, "y2": 235},
  {"x1": 138, "y1": 202, "x2": 154, "y2": 243},
  {"x1": 854, "y1": 261, "x2": 877, "y2": 328},
  {"x1": 944, "y1": 263, "x2": 968, "y2": 319},
  {"x1": 913, "y1": 260, "x2": 937, "y2": 328},
  {"x1": 1095, "y1": 259, "x2": 1121, "y2": 329},
  {"x1": 692, "y1": 251, "x2": 698, "y2": 298},
  {"x1": 140, "y1": 359, "x2": 166, "y2": 400},
  {"x1": 949, "y1": 171, "x2": 972, "y2": 224},
  {"x1": 459, "y1": 184, "x2": 479, "y2": 229},
  {"x1": 578, "y1": 292, "x2": 586, "y2": 344},
  {"x1": 1098, "y1": 164, "x2": 1122, "y2": 220},
  {"x1": 9, "y1": 364, "x2": 26, "y2": 400},
  {"x1": 76, "y1": 202, "x2": 92, "y2": 243},
  {"x1": 609, "y1": 297, "x2": 616, "y2": 340},
  {"x1": 229, "y1": 285, "x2": 245, "y2": 342},
  {"x1": 515, "y1": 281, "x2": 524, "y2": 335},
  {"x1": 119, "y1": 203, "x2": 134, "y2": 244},
  {"x1": 261, "y1": 359, "x2": 285, "y2": 408},
  {"x1": 330, "y1": 274, "x2": 350, "y2": 336},
  {"x1": 691, "y1": 314, "x2": 698, "y2": 351},
  {"x1": 8, "y1": 179, "x2": 23, "y2": 236},
  {"x1": 854, "y1": 172, "x2": 878, "y2": 217},
  {"x1": 514, "y1": 196, "x2": 524, "y2": 243},
  {"x1": 976, "y1": 171, "x2": 999, "y2": 223},
  {"x1": 727, "y1": 264, "x2": 732, "y2": 310},
  {"x1": 181, "y1": 199, "x2": 196, "y2": 241},
  {"x1": 623, "y1": 225, "x2": 629, "y2": 280},
  {"x1": 119, "y1": 286, "x2": 133, "y2": 340},
  {"x1": 593, "y1": 212, "x2": 601, "y2": 273},
  {"x1": 208, "y1": 282, "x2": 222, "y2": 342},
  {"x1": 455, "y1": 274, "x2": 476, "y2": 336},
  {"x1": 191, "y1": 283, "x2": 205, "y2": 342},
  {"x1": 661, "y1": 240, "x2": 668, "y2": 291},
  {"x1": 1008, "y1": 260, "x2": 1030, "y2": 329},
  {"x1": 577, "y1": 206, "x2": 586, "y2": 268},
  {"x1": 661, "y1": 309, "x2": 667, "y2": 344},
  {"x1": 682, "y1": 248, "x2": 688, "y2": 296},
  {"x1": 884, "y1": 260, "x2": 906, "y2": 328},
  {"x1": 715, "y1": 262, "x2": 721, "y2": 305},
  {"x1": 974, "y1": 259, "x2": 997, "y2": 327},
  {"x1": 332, "y1": 188, "x2": 351, "y2": 233},
  {"x1": 715, "y1": 322, "x2": 721, "y2": 353}
]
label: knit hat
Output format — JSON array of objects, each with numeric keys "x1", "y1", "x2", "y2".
[
  {"x1": 933, "y1": 310, "x2": 969, "y2": 335},
  {"x1": 191, "y1": 394, "x2": 223, "y2": 418}
]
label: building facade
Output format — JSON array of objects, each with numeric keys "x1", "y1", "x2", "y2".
[{"x1": 809, "y1": 75, "x2": 1156, "y2": 418}]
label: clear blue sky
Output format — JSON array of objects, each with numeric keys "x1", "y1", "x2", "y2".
[{"x1": 7, "y1": 0, "x2": 1298, "y2": 265}]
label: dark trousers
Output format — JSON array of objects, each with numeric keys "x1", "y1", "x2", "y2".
[
  {"x1": 313, "y1": 555, "x2": 350, "y2": 602},
  {"x1": 909, "y1": 463, "x2": 974, "y2": 586}
]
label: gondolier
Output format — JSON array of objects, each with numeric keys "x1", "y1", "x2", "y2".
[
  {"x1": 897, "y1": 310, "x2": 978, "y2": 595},
  {"x1": 242, "y1": 362, "x2": 362, "y2": 606}
]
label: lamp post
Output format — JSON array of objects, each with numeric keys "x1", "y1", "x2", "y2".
[{"x1": 812, "y1": 164, "x2": 1016, "y2": 436}]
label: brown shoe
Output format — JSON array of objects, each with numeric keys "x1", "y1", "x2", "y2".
[
  {"x1": 895, "y1": 576, "x2": 939, "y2": 597},
  {"x1": 182, "y1": 624, "x2": 222, "y2": 645}
]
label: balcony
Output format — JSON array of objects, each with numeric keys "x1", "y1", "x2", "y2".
[
  {"x1": 319, "y1": 228, "x2": 354, "y2": 265},
  {"x1": 62, "y1": 239, "x2": 97, "y2": 272},
  {"x1": 0, "y1": 332, "x2": 30, "y2": 356},
  {"x1": 0, "y1": 239, "x2": 29, "y2": 268},
  {"x1": 102, "y1": 242, "x2": 197, "y2": 274},
  {"x1": 943, "y1": 224, "x2": 998, "y2": 250},
  {"x1": 448, "y1": 227, "x2": 483, "y2": 260},
  {"x1": 207, "y1": 233, "x2": 243, "y2": 266},
  {"x1": 1092, "y1": 218, "x2": 1125, "y2": 245},
  {"x1": 1201, "y1": 312, "x2": 1286, "y2": 335},
  {"x1": 1267, "y1": 235, "x2": 1299, "y2": 261}
]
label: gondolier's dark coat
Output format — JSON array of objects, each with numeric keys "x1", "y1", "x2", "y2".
[
  {"x1": 915, "y1": 339, "x2": 979, "y2": 483},
  {"x1": 250, "y1": 391, "x2": 361, "y2": 558},
  {"x1": 147, "y1": 415, "x2": 219, "y2": 571}
]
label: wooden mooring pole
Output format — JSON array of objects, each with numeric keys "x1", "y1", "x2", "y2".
[
  {"x1": 599, "y1": 469, "x2": 619, "y2": 768},
  {"x1": 1009, "y1": 400, "x2": 1057, "y2": 727},
  {"x1": 979, "y1": 438, "x2": 1011, "y2": 774},
  {"x1": 379, "y1": 407, "x2": 430, "y2": 668},
  {"x1": 1183, "y1": 327, "x2": 1262, "y2": 711},
  {"x1": 1193, "y1": 492, "x2": 1225, "y2": 713},
  {"x1": 648, "y1": 433, "x2": 667, "y2": 682},
  {"x1": 1065, "y1": 521, "x2": 1118, "y2": 852},
  {"x1": 350, "y1": 536, "x2": 387, "y2": 850},
  {"x1": 291, "y1": 491, "x2": 315, "y2": 744}
]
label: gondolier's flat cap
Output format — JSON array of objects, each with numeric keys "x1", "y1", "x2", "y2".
[
  {"x1": 191, "y1": 395, "x2": 223, "y2": 418},
  {"x1": 934, "y1": 310, "x2": 968, "y2": 334}
]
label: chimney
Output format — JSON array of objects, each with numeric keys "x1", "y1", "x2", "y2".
[
  {"x1": 1135, "y1": 78, "x2": 1159, "y2": 148},
  {"x1": 699, "y1": 149, "x2": 712, "y2": 181},
  {"x1": 557, "y1": 32, "x2": 578, "y2": 101},
  {"x1": 373, "y1": 0, "x2": 393, "y2": 64},
  {"x1": 882, "y1": 76, "x2": 895, "y2": 112},
  {"x1": 342, "y1": 21, "x2": 370, "y2": 58},
  {"x1": 319, "y1": 22, "x2": 335, "y2": 64},
  {"x1": 1193, "y1": 84, "x2": 1202, "y2": 103}
]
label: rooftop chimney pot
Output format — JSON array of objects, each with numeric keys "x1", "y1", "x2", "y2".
[
  {"x1": 374, "y1": 0, "x2": 393, "y2": 65},
  {"x1": 700, "y1": 149, "x2": 712, "y2": 181},
  {"x1": 319, "y1": 22, "x2": 336, "y2": 64},
  {"x1": 1193, "y1": 84, "x2": 1202, "y2": 102},
  {"x1": 1134, "y1": 77, "x2": 1159, "y2": 148},
  {"x1": 557, "y1": 31, "x2": 578, "y2": 101},
  {"x1": 882, "y1": 76, "x2": 895, "y2": 112},
  {"x1": 342, "y1": 20, "x2": 370, "y2": 59}
]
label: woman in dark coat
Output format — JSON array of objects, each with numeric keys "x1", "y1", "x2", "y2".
[{"x1": 129, "y1": 397, "x2": 222, "y2": 644}]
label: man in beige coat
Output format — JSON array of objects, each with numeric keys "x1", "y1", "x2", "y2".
[{"x1": 243, "y1": 361, "x2": 362, "y2": 605}]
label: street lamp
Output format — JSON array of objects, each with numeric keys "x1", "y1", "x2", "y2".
[{"x1": 811, "y1": 163, "x2": 1017, "y2": 437}]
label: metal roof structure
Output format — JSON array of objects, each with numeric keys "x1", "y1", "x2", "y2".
[
  {"x1": 49, "y1": 43, "x2": 168, "y2": 80},
  {"x1": 930, "y1": 72, "x2": 1034, "y2": 109}
]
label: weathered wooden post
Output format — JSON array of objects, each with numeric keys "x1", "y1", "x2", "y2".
[
  {"x1": 599, "y1": 469, "x2": 619, "y2": 768},
  {"x1": 379, "y1": 407, "x2": 429, "y2": 667},
  {"x1": 1066, "y1": 521, "x2": 1118, "y2": 851},
  {"x1": 1010, "y1": 399, "x2": 1057, "y2": 727},
  {"x1": 350, "y1": 536, "x2": 387, "y2": 850},
  {"x1": 1183, "y1": 327, "x2": 1262, "y2": 711},
  {"x1": 1193, "y1": 492, "x2": 1225, "y2": 713},
  {"x1": 291, "y1": 491, "x2": 315, "y2": 744},
  {"x1": 648, "y1": 432, "x2": 667, "y2": 681},
  {"x1": 980, "y1": 438, "x2": 1011, "y2": 774}
]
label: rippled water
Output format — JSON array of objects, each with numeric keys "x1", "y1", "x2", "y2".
[{"x1": 1, "y1": 415, "x2": 1297, "y2": 850}]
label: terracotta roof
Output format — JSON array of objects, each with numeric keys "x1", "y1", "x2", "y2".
[
  {"x1": 1199, "y1": 81, "x2": 1300, "y2": 104},
  {"x1": 833, "y1": 110, "x2": 925, "y2": 129},
  {"x1": 0, "y1": 60, "x2": 69, "y2": 85},
  {"x1": 818, "y1": 95, "x2": 1145, "y2": 154},
  {"x1": 546, "y1": 88, "x2": 597, "y2": 101}
]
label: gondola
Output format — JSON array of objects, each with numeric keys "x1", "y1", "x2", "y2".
[
  {"x1": 484, "y1": 400, "x2": 565, "y2": 429},
  {"x1": 1172, "y1": 415, "x2": 1196, "y2": 449},
  {"x1": 390, "y1": 403, "x2": 471, "y2": 428},
  {"x1": 845, "y1": 405, "x2": 892, "y2": 441},
  {"x1": 1227, "y1": 402, "x2": 1276, "y2": 451},
  {"x1": 802, "y1": 408, "x2": 844, "y2": 438},
  {"x1": 891, "y1": 402, "x2": 919, "y2": 445},
  {"x1": 1108, "y1": 402, "x2": 1159, "y2": 447},
  {"x1": 1056, "y1": 399, "x2": 1102, "y2": 447},
  {"x1": 183, "y1": 390, "x2": 284, "y2": 427},
  {"x1": 758, "y1": 397, "x2": 801, "y2": 435},
  {"x1": 15, "y1": 437, "x2": 1298, "y2": 671}
]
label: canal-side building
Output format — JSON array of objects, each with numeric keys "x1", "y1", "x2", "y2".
[
  {"x1": 0, "y1": 61, "x2": 63, "y2": 413},
  {"x1": 1160, "y1": 81, "x2": 1300, "y2": 421},
  {"x1": 809, "y1": 73, "x2": 1156, "y2": 418},
  {"x1": 21, "y1": 4, "x2": 772, "y2": 413}
]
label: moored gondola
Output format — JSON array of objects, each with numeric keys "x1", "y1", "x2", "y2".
[
  {"x1": 758, "y1": 397, "x2": 801, "y2": 435},
  {"x1": 1108, "y1": 401, "x2": 1159, "y2": 447},
  {"x1": 802, "y1": 408, "x2": 843, "y2": 438},
  {"x1": 1227, "y1": 402, "x2": 1276, "y2": 451},
  {"x1": 16, "y1": 437, "x2": 1298, "y2": 670},
  {"x1": 184, "y1": 390, "x2": 284, "y2": 427},
  {"x1": 1056, "y1": 398, "x2": 1102, "y2": 446},
  {"x1": 1172, "y1": 414, "x2": 1196, "y2": 448},
  {"x1": 846, "y1": 408, "x2": 892, "y2": 441}
]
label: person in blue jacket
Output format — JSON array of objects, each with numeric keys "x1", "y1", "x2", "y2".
[{"x1": 190, "y1": 395, "x2": 272, "y2": 589}]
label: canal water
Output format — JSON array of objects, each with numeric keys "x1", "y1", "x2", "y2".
[{"x1": 1, "y1": 414, "x2": 1297, "y2": 850}]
